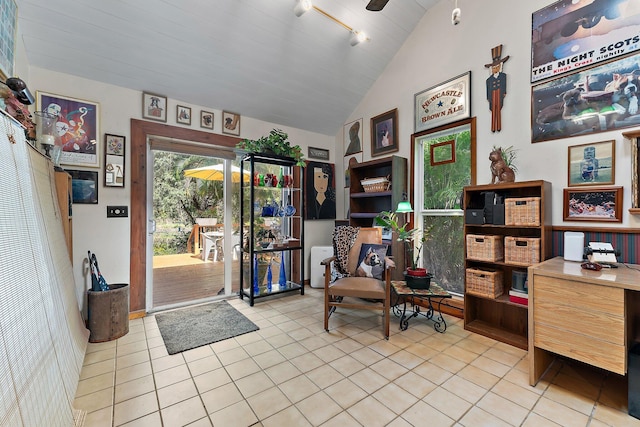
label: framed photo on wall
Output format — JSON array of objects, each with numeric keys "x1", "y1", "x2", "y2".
[
  {"x1": 370, "y1": 108, "x2": 398, "y2": 157},
  {"x1": 67, "y1": 169, "x2": 99, "y2": 204},
  {"x1": 343, "y1": 152, "x2": 362, "y2": 188},
  {"x1": 222, "y1": 111, "x2": 241, "y2": 135},
  {"x1": 104, "y1": 134, "x2": 125, "y2": 188},
  {"x1": 414, "y1": 71, "x2": 471, "y2": 133},
  {"x1": 37, "y1": 91, "x2": 100, "y2": 168},
  {"x1": 563, "y1": 186, "x2": 622, "y2": 222},
  {"x1": 200, "y1": 111, "x2": 214, "y2": 129},
  {"x1": 305, "y1": 161, "x2": 336, "y2": 220},
  {"x1": 344, "y1": 118, "x2": 363, "y2": 156},
  {"x1": 0, "y1": 0, "x2": 17, "y2": 81},
  {"x1": 176, "y1": 105, "x2": 191, "y2": 125},
  {"x1": 142, "y1": 92, "x2": 167, "y2": 122},
  {"x1": 568, "y1": 140, "x2": 615, "y2": 187}
]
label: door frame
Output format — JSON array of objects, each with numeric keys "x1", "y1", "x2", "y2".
[{"x1": 130, "y1": 119, "x2": 239, "y2": 314}]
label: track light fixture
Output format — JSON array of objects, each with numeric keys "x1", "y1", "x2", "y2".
[
  {"x1": 452, "y1": 0, "x2": 461, "y2": 25},
  {"x1": 350, "y1": 31, "x2": 368, "y2": 46},
  {"x1": 294, "y1": 1, "x2": 369, "y2": 46},
  {"x1": 293, "y1": 0, "x2": 312, "y2": 17}
]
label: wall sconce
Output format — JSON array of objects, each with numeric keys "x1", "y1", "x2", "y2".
[{"x1": 293, "y1": 0, "x2": 312, "y2": 17}]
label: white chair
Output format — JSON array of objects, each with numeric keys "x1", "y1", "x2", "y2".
[{"x1": 201, "y1": 232, "x2": 223, "y2": 262}]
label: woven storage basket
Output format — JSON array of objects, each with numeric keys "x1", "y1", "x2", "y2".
[
  {"x1": 466, "y1": 268, "x2": 503, "y2": 298},
  {"x1": 505, "y1": 197, "x2": 541, "y2": 226},
  {"x1": 466, "y1": 234, "x2": 503, "y2": 262},
  {"x1": 360, "y1": 176, "x2": 391, "y2": 193},
  {"x1": 505, "y1": 236, "x2": 540, "y2": 266}
]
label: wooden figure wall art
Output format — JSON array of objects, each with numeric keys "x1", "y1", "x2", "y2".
[{"x1": 485, "y1": 44, "x2": 510, "y2": 132}]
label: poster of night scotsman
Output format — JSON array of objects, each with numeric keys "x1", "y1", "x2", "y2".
[{"x1": 531, "y1": 0, "x2": 640, "y2": 83}]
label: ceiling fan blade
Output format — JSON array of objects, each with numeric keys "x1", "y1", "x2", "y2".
[{"x1": 366, "y1": 0, "x2": 390, "y2": 11}]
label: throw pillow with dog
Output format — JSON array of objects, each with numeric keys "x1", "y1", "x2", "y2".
[{"x1": 355, "y1": 244, "x2": 387, "y2": 280}]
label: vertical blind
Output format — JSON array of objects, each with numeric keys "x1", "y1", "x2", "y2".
[{"x1": 0, "y1": 112, "x2": 88, "y2": 426}]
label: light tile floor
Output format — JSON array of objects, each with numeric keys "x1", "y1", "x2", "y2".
[{"x1": 74, "y1": 287, "x2": 639, "y2": 426}]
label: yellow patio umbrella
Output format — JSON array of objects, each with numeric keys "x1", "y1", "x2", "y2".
[{"x1": 184, "y1": 164, "x2": 250, "y2": 182}]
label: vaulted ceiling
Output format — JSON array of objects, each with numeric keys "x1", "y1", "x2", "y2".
[{"x1": 16, "y1": 0, "x2": 437, "y2": 135}]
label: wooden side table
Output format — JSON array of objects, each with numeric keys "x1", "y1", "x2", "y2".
[{"x1": 390, "y1": 280, "x2": 452, "y2": 333}]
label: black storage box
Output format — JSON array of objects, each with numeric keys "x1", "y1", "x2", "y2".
[
  {"x1": 630, "y1": 343, "x2": 640, "y2": 419},
  {"x1": 483, "y1": 191, "x2": 496, "y2": 224},
  {"x1": 493, "y1": 203, "x2": 505, "y2": 225},
  {"x1": 465, "y1": 209, "x2": 484, "y2": 224}
]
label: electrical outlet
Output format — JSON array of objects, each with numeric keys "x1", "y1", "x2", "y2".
[{"x1": 107, "y1": 206, "x2": 128, "y2": 218}]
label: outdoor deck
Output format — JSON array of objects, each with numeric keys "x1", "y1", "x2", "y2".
[{"x1": 152, "y1": 253, "x2": 241, "y2": 307}]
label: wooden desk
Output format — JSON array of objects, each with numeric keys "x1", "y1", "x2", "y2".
[{"x1": 528, "y1": 257, "x2": 640, "y2": 386}]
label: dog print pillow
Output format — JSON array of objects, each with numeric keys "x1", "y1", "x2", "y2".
[{"x1": 355, "y1": 244, "x2": 387, "y2": 280}]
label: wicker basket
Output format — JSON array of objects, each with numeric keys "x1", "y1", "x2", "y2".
[
  {"x1": 361, "y1": 176, "x2": 391, "y2": 192},
  {"x1": 505, "y1": 197, "x2": 541, "y2": 226},
  {"x1": 466, "y1": 234, "x2": 503, "y2": 262},
  {"x1": 466, "y1": 268, "x2": 503, "y2": 298},
  {"x1": 505, "y1": 236, "x2": 540, "y2": 266}
]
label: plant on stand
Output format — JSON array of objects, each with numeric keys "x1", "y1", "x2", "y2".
[
  {"x1": 236, "y1": 129, "x2": 305, "y2": 166},
  {"x1": 375, "y1": 211, "x2": 433, "y2": 288}
]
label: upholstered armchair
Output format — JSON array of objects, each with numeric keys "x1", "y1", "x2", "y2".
[{"x1": 321, "y1": 227, "x2": 395, "y2": 339}]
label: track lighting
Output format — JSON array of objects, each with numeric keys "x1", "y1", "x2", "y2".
[
  {"x1": 294, "y1": 1, "x2": 370, "y2": 46},
  {"x1": 350, "y1": 31, "x2": 368, "y2": 47},
  {"x1": 293, "y1": 0, "x2": 312, "y2": 17},
  {"x1": 452, "y1": 0, "x2": 461, "y2": 25}
]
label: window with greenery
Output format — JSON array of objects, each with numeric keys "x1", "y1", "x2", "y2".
[{"x1": 413, "y1": 118, "x2": 476, "y2": 296}]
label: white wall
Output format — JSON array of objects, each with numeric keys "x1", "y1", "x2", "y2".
[
  {"x1": 26, "y1": 67, "x2": 334, "y2": 308},
  {"x1": 336, "y1": 0, "x2": 640, "y2": 230}
]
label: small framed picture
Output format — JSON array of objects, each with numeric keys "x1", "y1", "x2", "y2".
[
  {"x1": 222, "y1": 111, "x2": 241, "y2": 136},
  {"x1": 142, "y1": 92, "x2": 167, "y2": 122},
  {"x1": 308, "y1": 146, "x2": 330, "y2": 161},
  {"x1": 370, "y1": 108, "x2": 398, "y2": 157},
  {"x1": 200, "y1": 110, "x2": 214, "y2": 129},
  {"x1": 430, "y1": 139, "x2": 456, "y2": 166},
  {"x1": 563, "y1": 186, "x2": 622, "y2": 222},
  {"x1": 177, "y1": 105, "x2": 191, "y2": 125},
  {"x1": 568, "y1": 140, "x2": 615, "y2": 187},
  {"x1": 104, "y1": 134, "x2": 125, "y2": 188},
  {"x1": 67, "y1": 169, "x2": 99, "y2": 204}
]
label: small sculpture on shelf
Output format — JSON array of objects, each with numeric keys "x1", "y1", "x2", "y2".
[{"x1": 489, "y1": 146, "x2": 516, "y2": 184}]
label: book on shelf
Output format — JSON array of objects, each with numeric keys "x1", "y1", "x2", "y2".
[{"x1": 509, "y1": 288, "x2": 528, "y2": 306}]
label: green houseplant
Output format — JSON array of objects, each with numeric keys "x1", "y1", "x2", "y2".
[{"x1": 236, "y1": 129, "x2": 305, "y2": 166}]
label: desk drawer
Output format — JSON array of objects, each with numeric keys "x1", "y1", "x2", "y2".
[
  {"x1": 534, "y1": 324, "x2": 626, "y2": 375},
  {"x1": 533, "y1": 276, "x2": 624, "y2": 316}
]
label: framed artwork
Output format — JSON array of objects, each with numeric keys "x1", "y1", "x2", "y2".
[
  {"x1": 200, "y1": 110, "x2": 214, "y2": 129},
  {"x1": 308, "y1": 146, "x2": 330, "y2": 161},
  {"x1": 568, "y1": 140, "x2": 615, "y2": 187},
  {"x1": 370, "y1": 108, "x2": 398, "y2": 157},
  {"x1": 532, "y1": 52, "x2": 640, "y2": 143},
  {"x1": 563, "y1": 186, "x2": 622, "y2": 222},
  {"x1": 414, "y1": 71, "x2": 471, "y2": 133},
  {"x1": 344, "y1": 118, "x2": 363, "y2": 156},
  {"x1": 343, "y1": 152, "x2": 363, "y2": 188},
  {"x1": 36, "y1": 91, "x2": 100, "y2": 168},
  {"x1": 430, "y1": 139, "x2": 456, "y2": 166},
  {"x1": 176, "y1": 105, "x2": 191, "y2": 125},
  {"x1": 222, "y1": 111, "x2": 241, "y2": 136},
  {"x1": 305, "y1": 161, "x2": 336, "y2": 220},
  {"x1": 104, "y1": 134, "x2": 125, "y2": 188},
  {"x1": 142, "y1": 92, "x2": 167, "y2": 122},
  {"x1": 0, "y1": 0, "x2": 17, "y2": 81},
  {"x1": 532, "y1": 0, "x2": 640, "y2": 83},
  {"x1": 67, "y1": 169, "x2": 99, "y2": 204}
]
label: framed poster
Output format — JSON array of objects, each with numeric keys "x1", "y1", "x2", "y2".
[
  {"x1": 176, "y1": 105, "x2": 191, "y2": 125},
  {"x1": 532, "y1": 0, "x2": 640, "y2": 83},
  {"x1": 563, "y1": 186, "x2": 622, "y2": 222},
  {"x1": 142, "y1": 92, "x2": 167, "y2": 122},
  {"x1": 568, "y1": 140, "x2": 615, "y2": 186},
  {"x1": 344, "y1": 118, "x2": 363, "y2": 156},
  {"x1": 343, "y1": 152, "x2": 362, "y2": 188},
  {"x1": 305, "y1": 161, "x2": 336, "y2": 220},
  {"x1": 414, "y1": 71, "x2": 471, "y2": 133},
  {"x1": 222, "y1": 111, "x2": 241, "y2": 135},
  {"x1": 532, "y1": 52, "x2": 640, "y2": 143},
  {"x1": 308, "y1": 146, "x2": 330, "y2": 161},
  {"x1": 37, "y1": 91, "x2": 100, "y2": 168},
  {"x1": 104, "y1": 134, "x2": 125, "y2": 188},
  {"x1": 0, "y1": 0, "x2": 17, "y2": 81},
  {"x1": 371, "y1": 108, "x2": 399, "y2": 157},
  {"x1": 200, "y1": 111, "x2": 214, "y2": 129},
  {"x1": 67, "y1": 169, "x2": 99, "y2": 204}
]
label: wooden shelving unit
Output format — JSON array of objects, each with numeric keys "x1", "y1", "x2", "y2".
[
  {"x1": 463, "y1": 180, "x2": 552, "y2": 349},
  {"x1": 349, "y1": 155, "x2": 407, "y2": 279}
]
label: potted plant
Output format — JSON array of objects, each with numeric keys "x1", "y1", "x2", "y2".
[
  {"x1": 375, "y1": 210, "x2": 433, "y2": 288},
  {"x1": 236, "y1": 129, "x2": 305, "y2": 166}
]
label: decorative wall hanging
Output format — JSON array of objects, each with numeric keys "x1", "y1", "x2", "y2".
[
  {"x1": 563, "y1": 186, "x2": 622, "y2": 222},
  {"x1": 308, "y1": 146, "x2": 330, "y2": 161},
  {"x1": 200, "y1": 111, "x2": 214, "y2": 129},
  {"x1": 142, "y1": 92, "x2": 167, "y2": 122},
  {"x1": 343, "y1": 152, "x2": 363, "y2": 188},
  {"x1": 104, "y1": 134, "x2": 125, "y2": 188},
  {"x1": 371, "y1": 108, "x2": 399, "y2": 156},
  {"x1": 414, "y1": 72, "x2": 471, "y2": 133},
  {"x1": 36, "y1": 91, "x2": 100, "y2": 168},
  {"x1": 67, "y1": 169, "x2": 99, "y2": 204},
  {"x1": 532, "y1": 51, "x2": 640, "y2": 143},
  {"x1": 568, "y1": 140, "x2": 615, "y2": 187},
  {"x1": 222, "y1": 111, "x2": 241, "y2": 136},
  {"x1": 344, "y1": 118, "x2": 363, "y2": 156},
  {"x1": 305, "y1": 161, "x2": 336, "y2": 220},
  {"x1": 532, "y1": 0, "x2": 640, "y2": 83},
  {"x1": 485, "y1": 45, "x2": 509, "y2": 133},
  {"x1": 176, "y1": 105, "x2": 191, "y2": 125}
]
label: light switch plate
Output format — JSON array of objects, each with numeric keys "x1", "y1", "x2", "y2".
[{"x1": 107, "y1": 206, "x2": 128, "y2": 218}]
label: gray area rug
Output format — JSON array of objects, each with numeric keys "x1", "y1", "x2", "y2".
[{"x1": 155, "y1": 301, "x2": 259, "y2": 355}]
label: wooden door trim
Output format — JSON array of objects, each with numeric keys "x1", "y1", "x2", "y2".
[{"x1": 130, "y1": 118, "x2": 240, "y2": 312}]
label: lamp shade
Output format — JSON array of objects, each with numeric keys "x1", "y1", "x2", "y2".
[{"x1": 396, "y1": 200, "x2": 413, "y2": 213}]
